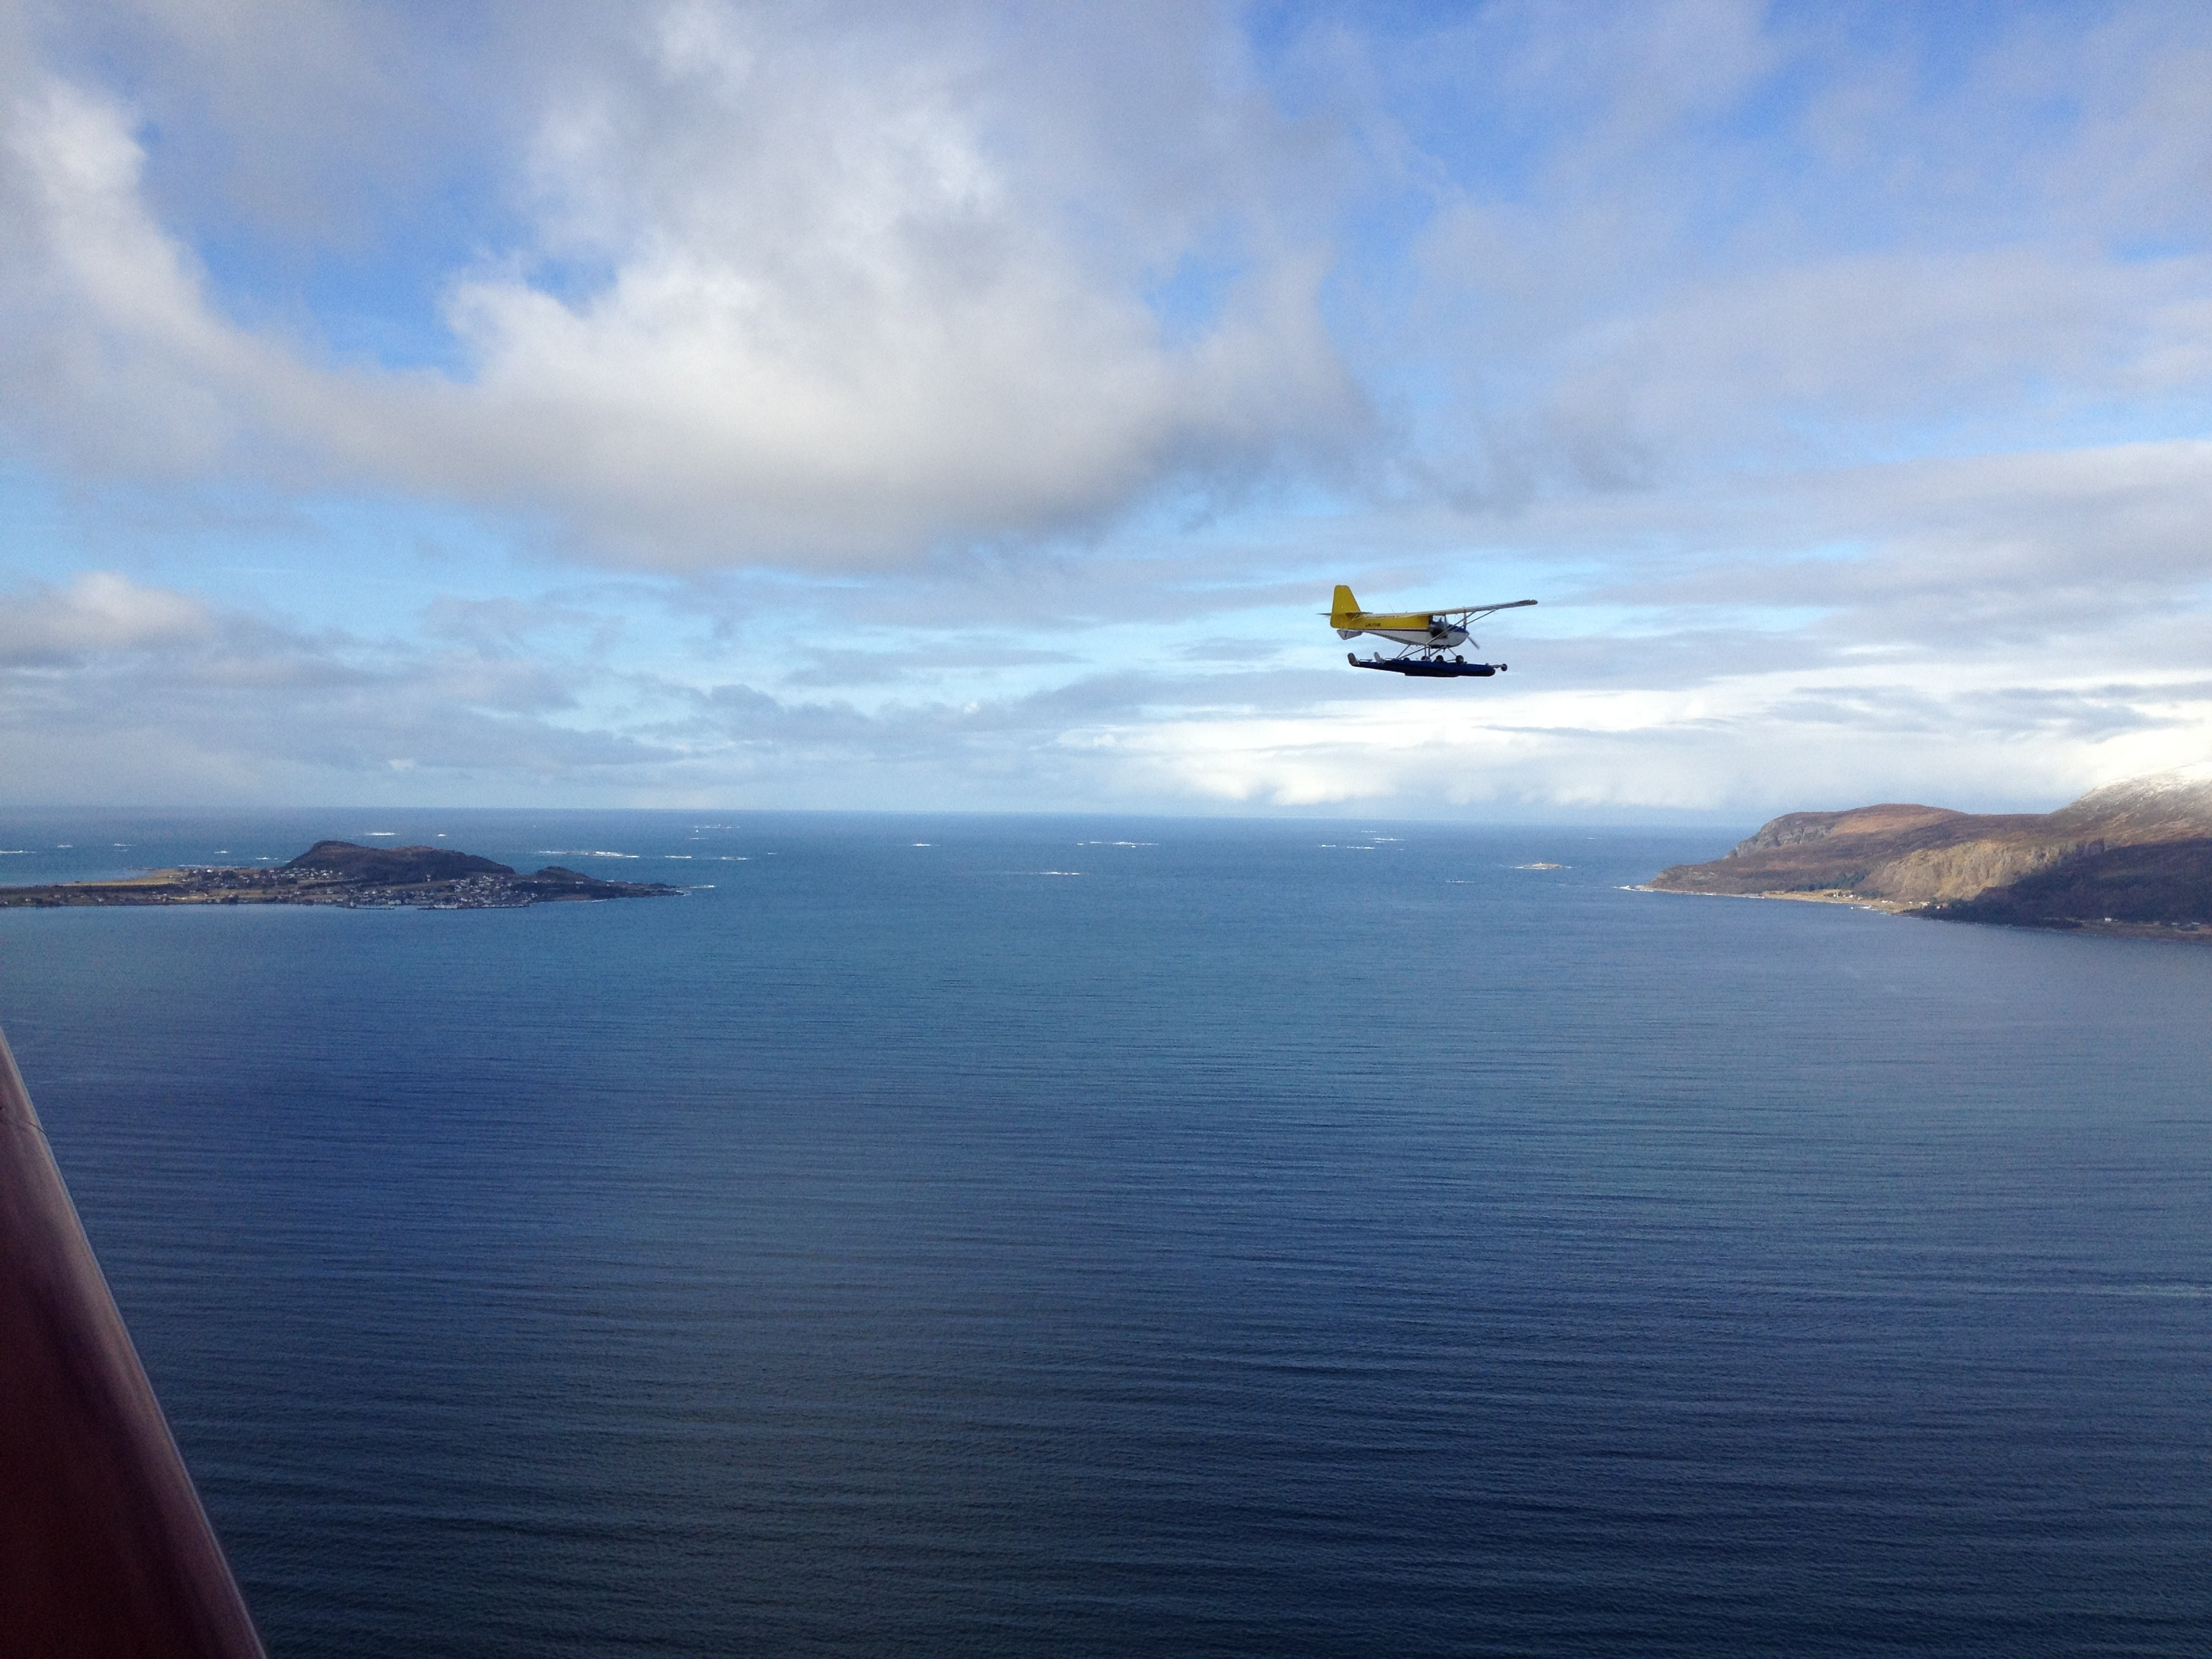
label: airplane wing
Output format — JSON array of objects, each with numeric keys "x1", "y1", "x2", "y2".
[
  {"x1": 0, "y1": 1026, "x2": 266, "y2": 1656},
  {"x1": 1430, "y1": 598, "x2": 1538, "y2": 619}
]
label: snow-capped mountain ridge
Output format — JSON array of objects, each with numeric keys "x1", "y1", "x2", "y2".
[{"x1": 2054, "y1": 762, "x2": 2212, "y2": 836}]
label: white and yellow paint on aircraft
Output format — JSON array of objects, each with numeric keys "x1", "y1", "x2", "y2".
[{"x1": 1325, "y1": 586, "x2": 1536, "y2": 677}]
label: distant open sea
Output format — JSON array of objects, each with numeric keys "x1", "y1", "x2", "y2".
[{"x1": 3, "y1": 810, "x2": 2211, "y2": 1657}]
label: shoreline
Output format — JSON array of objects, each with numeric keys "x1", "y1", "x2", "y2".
[
  {"x1": 1632, "y1": 884, "x2": 2212, "y2": 941},
  {"x1": 1630, "y1": 884, "x2": 1910, "y2": 913}
]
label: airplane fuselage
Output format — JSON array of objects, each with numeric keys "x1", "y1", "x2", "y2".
[{"x1": 1335, "y1": 615, "x2": 1470, "y2": 650}]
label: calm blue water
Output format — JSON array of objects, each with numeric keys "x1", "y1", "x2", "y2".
[{"x1": 3, "y1": 811, "x2": 2211, "y2": 1657}]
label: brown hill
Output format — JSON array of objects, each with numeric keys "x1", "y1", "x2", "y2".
[
  {"x1": 285, "y1": 840, "x2": 514, "y2": 884},
  {"x1": 1650, "y1": 763, "x2": 2212, "y2": 914}
]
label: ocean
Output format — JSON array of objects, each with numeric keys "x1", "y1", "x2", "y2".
[{"x1": 3, "y1": 810, "x2": 2209, "y2": 1657}]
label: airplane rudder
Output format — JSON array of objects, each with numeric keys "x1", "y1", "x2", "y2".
[{"x1": 1331, "y1": 584, "x2": 1360, "y2": 620}]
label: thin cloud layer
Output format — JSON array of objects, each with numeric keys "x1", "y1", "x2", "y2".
[
  {"x1": 0, "y1": 571, "x2": 211, "y2": 664},
  {"x1": 4, "y1": 555, "x2": 2200, "y2": 817},
  {"x1": 0, "y1": 571, "x2": 676, "y2": 802}
]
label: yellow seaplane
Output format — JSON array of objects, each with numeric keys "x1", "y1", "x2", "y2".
[{"x1": 1326, "y1": 586, "x2": 1536, "y2": 678}]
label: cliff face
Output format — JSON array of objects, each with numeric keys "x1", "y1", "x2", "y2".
[
  {"x1": 1650, "y1": 804, "x2": 2055, "y2": 900},
  {"x1": 1860, "y1": 834, "x2": 2103, "y2": 904},
  {"x1": 1929, "y1": 838, "x2": 2212, "y2": 928},
  {"x1": 1649, "y1": 762, "x2": 2212, "y2": 925}
]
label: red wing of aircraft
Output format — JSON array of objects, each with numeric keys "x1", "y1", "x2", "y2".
[{"x1": 0, "y1": 1028, "x2": 267, "y2": 1658}]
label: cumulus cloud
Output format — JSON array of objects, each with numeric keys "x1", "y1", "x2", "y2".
[
  {"x1": 7, "y1": 0, "x2": 2211, "y2": 563},
  {"x1": 0, "y1": 1, "x2": 1367, "y2": 569},
  {"x1": 420, "y1": 5, "x2": 1366, "y2": 563}
]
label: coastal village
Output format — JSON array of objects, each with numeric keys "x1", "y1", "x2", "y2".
[{"x1": 0, "y1": 841, "x2": 679, "y2": 910}]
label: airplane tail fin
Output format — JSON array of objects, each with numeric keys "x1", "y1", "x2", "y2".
[{"x1": 1330, "y1": 585, "x2": 1361, "y2": 624}]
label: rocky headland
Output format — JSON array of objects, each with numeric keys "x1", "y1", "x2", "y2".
[
  {"x1": 1647, "y1": 763, "x2": 2212, "y2": 939},
  {"x1": 0, "y1": 841, "x2": 681, "y2": 910}
]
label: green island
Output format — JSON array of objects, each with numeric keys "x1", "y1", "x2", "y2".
[
  {"x1": 0, "y1": 841, "x2": 682, "y2": 911},
  {"x1": 1646, "y1": 763, "x2": 2212, "y2": 940}
]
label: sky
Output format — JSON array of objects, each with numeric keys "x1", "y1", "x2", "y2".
[{"x1": 2, "y1": 0, "x2": 2210, "y2": 819}]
